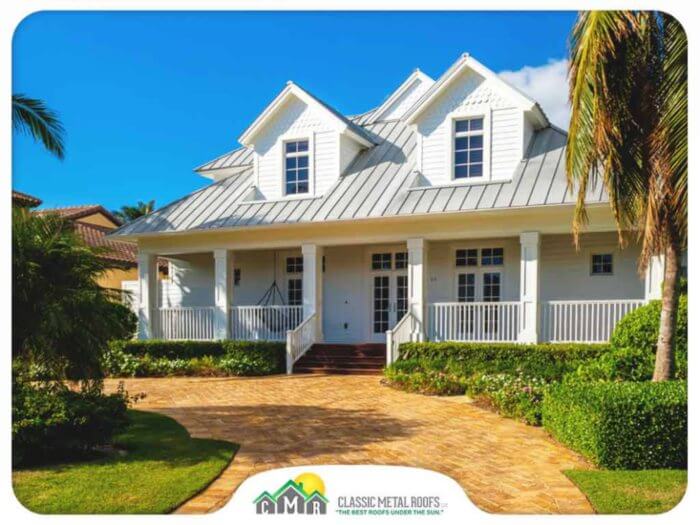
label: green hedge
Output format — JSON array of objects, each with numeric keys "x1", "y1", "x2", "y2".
[
  {"x1": 104, "y1": 340, "x2": 285, "y2": 377},
  {"x1": 397, "y1": 342, "x2": 610, "y2": 380},
  {"x1": 542, "y1": 381, "x2": 687, "y2": 469},
  {"x1": 611, "y1": 297, "x2": 688, "y2": 378},
  {"x1": 13, "y1": 382, "x2": 129, "y2": 467}
]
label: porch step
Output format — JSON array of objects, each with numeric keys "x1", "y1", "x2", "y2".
[{"x1": 293, "y1": 343, "x2": 385, "y2": 375}]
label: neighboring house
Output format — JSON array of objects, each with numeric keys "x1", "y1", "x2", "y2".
[
  {"x1": 12, "y1": 189, "x2": 42, "y2": 208},
  {"x1": 110, "y1": 53, "x2": 667, "y2": 373},
  {"x1": 36, "y1": 205, "x2": 167, "y2": 291}
]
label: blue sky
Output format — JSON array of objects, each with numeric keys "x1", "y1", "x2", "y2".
[{"x1": 13, "y1": 11, "x2": 576, "y2": 211}]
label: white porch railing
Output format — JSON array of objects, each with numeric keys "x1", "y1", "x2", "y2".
[
  {"x1": 427, "y1": 302, "x2": 521, "y2": 342},
  {"x1": 230, "y1": 305, "x2": 303, "y2": 341},
  {"x1": 155, "y1": 307, "x2": 215, "y2": 340},
  {"x1": 541, "y1": 300, "x2": 645, "y2": 343},
  {"x1": 386, "y1": 312, "x2": 416, "y2": 366},
  {"x1": 286, "y1": 313, "x2": 317, "y2": 374}
]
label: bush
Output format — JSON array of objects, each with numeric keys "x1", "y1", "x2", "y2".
[
  {"x1": 397, "y1": 342, "x2": 610, "y2": 380},
  {"x1": 384, "y1": 361, "x2": 467, "y2": 395},
  {"x1": 542, "y1": 381, "x2": 687, "y2": 469},
  {"x1": 465, "y1": 373, "x2": 548, "y2": 425},
  {"x1": 567, "y1": 347, "x2": 655, "y2": 383},
  {"x1": 103, "y1": 340, "x2": 285, "y2": 377},
  {"x1": 12, "y1": 382, "x2": 129, "y2": 467},
  {"x1": 113, "y1": 340, "x2": 226, "y2": 359},
  {"x1": 220, "y1": 341, "x2": 285, "y2": 375},
  {"x1": 611, "y1": 296, "x2": 687, "y2": 378}
]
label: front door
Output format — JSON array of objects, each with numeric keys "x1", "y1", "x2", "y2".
[{"x1": 370, "y1": 251, "x2": 408, "y2": 342}]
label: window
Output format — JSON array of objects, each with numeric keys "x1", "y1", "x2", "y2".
[
  {"x1": 483, "y1": 272, "x2": 501, "y2": 302},
  {"x1": 286, "y1": 256, "x2": 303, "y2": 273},
  {"x1": 371, "y1": 253, "x2": 392, "y2": 271},
  {"x1": 233, "y1": 268, "x2": 241, "y2": 286},
  {"x1": 284, "y1": 140, "x2": 309, "y2": 195},
  {"x1": 288, "y1": 278, "x2": 303, "y2": 306},
  {"x1": 395, "y1": 252, "x2": 408, "y2": 270},
  {"x1": 457, "y1": 273, "x2": 476, "y2": 302},
  {"x1": 454, "y1": 117, "x2": 484, "y2": 179},
  {"x1": 456, "y1": 249, "x2": 478, "y2": 267},
  {"x1": 481, "y1": 248, "x2": 504, "y2": 266},
  {"x1": 591, "y1": 253, "x2": 613, "y2": 275}
]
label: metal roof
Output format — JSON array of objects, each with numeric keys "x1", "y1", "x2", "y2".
[{"x1": 111, "y1": 122, "x2": 607, "y2": 239}]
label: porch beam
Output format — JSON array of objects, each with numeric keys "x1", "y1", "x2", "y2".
[
  {"x1": 518, "y1": 232, "x2": 540, "y2": 343},
  {"x1": 301, "y1": 243, "x2": 323, "y2": 340},
  {"x1": 213, "y1": 249, "x2": 233, "y2": 340},
  {"x1": 407, "y1": 238, "x2": 427, "y2": 341},
  {"x1": 137, "y1": 252, "x2": 158, "y2": 339}
]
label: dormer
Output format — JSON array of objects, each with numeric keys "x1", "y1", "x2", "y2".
[
  {"x1": 238, "y1": 82, "x2": 375, "y2": 200},
  {"x1": 404, "y1": 53, "x2": 549, "y2": 188},
  {"x1": 371, "y1": 69, "x2": 434, "y2": 122}
]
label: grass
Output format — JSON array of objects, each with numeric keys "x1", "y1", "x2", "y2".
[
  {"x1": 12, "y1": 410, "x2": 238, "y2": 514},
  {"x1": 565, "y1": 469, "x2": 687, "y2": 514}
]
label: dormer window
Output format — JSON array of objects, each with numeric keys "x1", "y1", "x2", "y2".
[
  {"x1": 454, "y1": 117, "x2": 484, "y2": 179},
  {"x1": 284, "y1": 140, "x2": 309, "y2": 195}
]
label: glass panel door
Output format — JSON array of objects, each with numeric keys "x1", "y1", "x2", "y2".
[
  {"x1": 373, "y1": 275, "x2": 390, "y2": 334},
  {"x1": 396, "y1": 275, "x2": 408, "y2": 320}
]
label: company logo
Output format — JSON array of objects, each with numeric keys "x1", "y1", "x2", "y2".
[{"x1": 254, "y1": 472, "x2": 328, "y2": 515}]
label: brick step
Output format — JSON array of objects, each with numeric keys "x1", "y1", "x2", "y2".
[
  {"x1": 293, "y1": 367, "x2": 382, "y2": 375},
  {"x1": 294, "y1": 360, "x2": 384, "y2": 369},
  {"x1": 299, "y1": 353, "x2": 386, "y2": 361}
]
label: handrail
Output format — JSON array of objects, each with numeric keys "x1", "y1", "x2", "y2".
[
  {"x1": 231, "y1": 305, "x2": 303, "y2": 342},
  {"x1": 427, "y1": 302, "x2": 520, "y2": 342},
  {"x1": 286, "y1": 313, "x2": 317, "y2": 374},
  {"x1": 385, "y1": 312, "x2": 415, "y2": 366}
]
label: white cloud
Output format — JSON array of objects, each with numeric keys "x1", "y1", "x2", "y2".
[{"x1": 499, "y1": 58, "x2": 570, "y2": 129}]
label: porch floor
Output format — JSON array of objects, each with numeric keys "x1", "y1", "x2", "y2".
[{"x1": 105, "y1": 376, "x2": 592, "y2": 514}]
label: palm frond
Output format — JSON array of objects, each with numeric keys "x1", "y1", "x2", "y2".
[{"x1": 12, "y1": 94, "x2": 66, "y2": 159}]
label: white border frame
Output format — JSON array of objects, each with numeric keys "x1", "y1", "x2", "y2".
[{"x1": 446, "y1": 105, "x2": 492, "y2": 185}]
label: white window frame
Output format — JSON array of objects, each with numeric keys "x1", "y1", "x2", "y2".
[
  {"x1": 280, "y1": 134, "x2": 314, "y2": 198},
  {"x1": 447, "y1": 107, "x2": 491, "y2": 184},
  {"x1": 451, "y1": 244, "x2": 506, "y2": 302},
  {"x1": 590, "y1": 252, "x2": 615, "y2": 276}
]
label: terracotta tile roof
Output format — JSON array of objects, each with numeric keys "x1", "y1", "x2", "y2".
[
  {"x1": 73, "y1": 221, "x2": 168, "y2": 270},
  {"x1": 37, "y1": 204, "x2": 122, "y2": 226},
  {"x1": 12, "y1": 190, "x2": 42, "y2": 207},
  {"x1": 74, "y1": 221, "x2": 138, "y2": 266}
]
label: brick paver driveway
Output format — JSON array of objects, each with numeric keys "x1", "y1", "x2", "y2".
[{"x1": 105, "y1": 375, "x2": 592, "y2": 514}]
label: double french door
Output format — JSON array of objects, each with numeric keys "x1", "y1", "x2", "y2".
[
  {"x1": 370, "y1": 251, "x2": 408, "y2": 341},
  {"x1": 456, "y1": 270, "x2": 502, "y2": 338}
]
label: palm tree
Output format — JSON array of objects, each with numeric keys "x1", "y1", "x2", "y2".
[
  {"x1": 567, "y1": 12, "x2": 687, "y2": 381},
  {"x1": 12, "y1": 94, "x2": 65, "y2": 159},
  {"x1": 112, "y1": 200, "x2": 155, "y2": 224}
]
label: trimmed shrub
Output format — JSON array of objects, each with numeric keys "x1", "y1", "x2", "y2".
[
  {"x1": 465, "y1": 373, "x2": 548, "y2": 425},
  {"x1": 103, "y1": 340, "x2": 285, "y2": 377},
  {"x1": 567, "y1": 346, "x2": 655, "y2": 383},
  {"x1": 542, "y1": 381, "x2": 687, "y2": 469},
  {"x1": 397, "y1": 342, "x2": 610, "y2": 380},
  {"x1": 12, "y1": 382, "x2": 129, "y2": 467},
  {"x1": 384, "y1": 361, "x2": 467, "y2": 395},
  {"x1": 112, "y1": 340, "x2": 225, "y2": 359},
  {"x1": 611, "y1": 296, "x2": 687, "y2": 378},
  {"x1": 221, "y1": 341, "x2": 285, "y2": 375}
]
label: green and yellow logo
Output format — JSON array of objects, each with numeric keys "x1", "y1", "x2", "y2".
[{"x1": 254, "y1": 473, "x2": 328, "y2": 515}]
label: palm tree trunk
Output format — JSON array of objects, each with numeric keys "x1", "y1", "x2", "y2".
[{"x1": 652, "y1": 240, "x2": 681, "y2": 381}]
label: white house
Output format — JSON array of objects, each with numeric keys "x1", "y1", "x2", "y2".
[{"x1": 112, "y1": 53, "x2": 665, "y2": 374}]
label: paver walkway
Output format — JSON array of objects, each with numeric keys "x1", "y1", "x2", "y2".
[{"x1": 105, "y1": 375, "x2": 592, "y2": 514}]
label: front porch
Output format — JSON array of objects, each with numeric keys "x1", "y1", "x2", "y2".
[{"x1": 126, "y1": 231, "x2": 663, "y2": 373}]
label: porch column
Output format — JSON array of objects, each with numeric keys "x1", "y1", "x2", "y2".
[
  {"x1": 645, "y1": 254, "x2": 665, "y2": 300},
  {"x1": 302, "y1": 243, "x2": 323, "y2": 339},
  {"x1": 137, "y1": 252, "x2": 158, "y2": 339},
  {"x1": 213, "y1": 249, "x2": 233, "y2": 340},
  {"x1": 518, "y1": 232, "x2": 540, "y2": 343},
  {"x1": 407, "y1": 238, "x2": 427, "y2": 341}
]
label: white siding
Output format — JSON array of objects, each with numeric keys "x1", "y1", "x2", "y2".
[
  {"x1": 253, "y1": 97, "x2": 338, "y2": 200},
  {"x1": 376, "y1": 77, "x2": 434, "y2": 121},
  {"x1": 339, "y1": 134, "x2": 362, "y2": 176},
  {"x1": 163, "y1": 253, "x2": 214, "y2": 307},
  {"x1": 323, "y1": 246, "x2": 368, "y2": 343},
  {"x1": 540, "y1": 233, "x2": 645, "y2": 301},
  {"x1": 416, "y1": 68, "x2": 526, "y2": 186}
]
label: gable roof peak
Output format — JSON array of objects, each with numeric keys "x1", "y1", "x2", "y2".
[
  {"x1": 404, "y1": 52, "x2": 549, "y2": 128},
  {"x1": 238, "y1": 81, "x2": 376, "y2": 148}
]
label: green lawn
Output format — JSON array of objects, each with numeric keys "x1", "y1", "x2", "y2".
[
  {"x1": 13, "y1": 410, "x2": 237, "y2": 514},
  {"x1": 565, "y1": 469, "x2": 687, "y2": 514}
]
